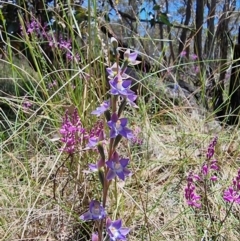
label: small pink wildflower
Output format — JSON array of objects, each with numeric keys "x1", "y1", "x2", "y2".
[
  {"x1": 23, "y1": 100, "x2": 32, "y2": 109},
  {"x1": 48, "y1": 80, "x2": 57, "y2": 89},
  {"x1": 191, "y1": 54, "x2": 198, "y2": 60},
  {"x1": 180, "y1": 50, "x2": 186, "y2": 57},
  {"x1": 223, "y1": 170, "x2": 240, "y2": 204},
  {"x1": 60, "y1": 108, "x2": 85, "y2": 154},
  {"x1": 131, "y1": 125, "x2": 143, "y2": 145},
  {"x1": 185, "y1": 173, "x2": 201, "y2": 208}
]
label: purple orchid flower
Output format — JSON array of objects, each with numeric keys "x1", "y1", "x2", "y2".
[
  {"x1": 109, "y1": 74, "x2": 136, "y2": 99},
  {"x1": 126, "y1": 93, "x2": 138, "y2": 108},
  {"x1": 106, "y1": 217, "x2": 130, "y2": 241},
  {"x1": 106, "y1": 63, "x2": 129, "y2": 79},
  {"x1": 87, "y1": 130, "x2": 105, "y2": 149},
  {"x1": 109, "y1": 74, "x2": 137, "y2": 104},
  {"x1": 123, "y1": 49, "x2": 141, "y2": 65},
  {"x1": 80, "y1": 200, "x2": 106, "y2": 220},
  {"x1": 89, "y1": 159, "x2": 105, "y2": 172},
  {"x1": 107, "y1": 113, "x2": 133, "y2": 139},
  {"x1": 91, "y1": 100, "x2": 110, "y2": 116},
  {"x1": 106, "y1": 152, "x2": 131, "y2": 181}
]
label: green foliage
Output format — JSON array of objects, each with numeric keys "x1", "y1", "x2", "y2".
[
  {"x1": 158, "y1": 12, "x2": 171, "y2": 27},
  {"x1": 153, "y1": 4, "x2": 161, "y2": 11}
]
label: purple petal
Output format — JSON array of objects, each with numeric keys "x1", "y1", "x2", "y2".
[
  {"x1": 223, "y1": 187, "x2": 237, "y2": 203},
  {"x1": 110, "y1": 75, "x2": 121, "y2": 86},
  {"x1": 192, "y1": 174, "x2": 201, "y2": 181},
  {"x1": 124, "y1": 49, "x2": 131, "y2": 59},
  {"x1": 124, "y1": 49, "x2": 138, "y2": 64},
  {"x1": 125, "y1": 89, "x2": 135, "y2": 95},
  {"x1": 92, "y1": 233, "x2": 99, "y2": 241},
  {"x1": 106, "y1": 217, "x2": 112, "y2": 228},
  {"x1": 121, "y1": 128, "x2": 133, "y2": 139},
  {"x1": 110, "y1": 128, "x2": 118, "y2": 138},
  {"x1": 112, "y1": 219, "x2": 122, "y2": 229},
  {"x1": 91, "y1": 108, "x2": 104, "y2": 116},
  {"x1": 89, "y1": 164, "x2": 98, "y2": 172},
  {"x1": 112, "y1": 152, "x2": 119, "y2": 161},
  {"x1": 129, "y1": 60, "x2": 142, "y2": 65},
  {"x1": 106, "y1": 160, "x2": 113, "y2": 169},
  {"x1": 123, "y1": 168, "x2": 131, "y2": 176},
  {"x1": 89, "y1": 200, "x2": 98, "y2": 209},
  {"x1": 210, "y1": 176, "x2": 218, "y2": 181},
  {"x1": 120, "y1": 118, "x2": 128, "y2": 127},
  {"x1": 116, "y1": 234, "x2": 126, "y2": 240},
  {"x1": 127, "y1": 98, "x2": 138, "y2": 108},
  {"x1": 122, "y1": 80, "x2": 132, "y2": 88},
  {"x1": 120, "y1": 158, "x2": 129, "y2": 167},
  {"x1": 129, "y1": 52, "x2": 138, "y2": 62},
  {"x1": 120, "y1": 227, "x2": 130, "y2": 236},
  {"x1": 201, "y1": 164, "x2": 208, "y2": 176},
  {"x1": 180, "y1": 51, "x2": 186, "y2": 57},
  {"x1": 119, "y1": 129, "x2": 128, "y2": 138},
  {"x1": 87, "y1": 136, "x2": 98, "y2": 148},
  {"x1": 210, "y1": 160, "x2": 219, "y2": 170},
  {"x1": 107, "y1": 120, "x2": 114, "y2": 129},
  {"x1": 91, "y1": 100, "x2": 110, "y2": 116},
  {"x1": 106, "y1": 63, "x2": 119, "y2": 77},
  {"x1": 106, "y1": 169, "x2": 116, "y2": 180},
  {"x1": 106, "y1": 67, "x2": 114, "y2": 76},
  {"x1": 109, "y1": 78, "x2": 114, "y2": 86},
  {"x1": 110, "y1": 88, "x2": 120, "y2": 95},
  {"x1": 117, "y1": 171, "x2": 125, "y2": 180},
  {"x1": 80, "y1": 211, "x2": 92, "y2": 220},
  {"x1": 127, "y1": 94, "x2": 137, "y2": 102}
]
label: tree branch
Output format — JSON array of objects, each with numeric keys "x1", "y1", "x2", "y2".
[{"x1": 117, "y1": 10, "x2": 196, "y2": 32}]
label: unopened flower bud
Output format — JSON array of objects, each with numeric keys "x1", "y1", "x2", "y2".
[{"x1": 111, "y1": 37, "x2": 118, "y2": 48}]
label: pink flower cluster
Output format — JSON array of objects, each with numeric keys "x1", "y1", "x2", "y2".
[
  {"x1": 224, "y1": 170, "x2": 240, "y2": 204},
  {"x1": 185, "y1": 173, "x2": 201, "y2": 208},
  {"x1": 185, "y1": 136, "x2": 219, "y2": 208},
  {"x1": 60, "y1": 108, "x2": 85, "y2": 154}
]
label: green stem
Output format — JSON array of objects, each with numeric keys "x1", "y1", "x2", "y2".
[
  {"x1": 203, "y1": 178, "x2": 213, "y2": 223},
  {"x1": 220, "y1": 202, "x2": 234, "y2": 227},
  {"x1": 114, "y1": 176, "x2": 118, "y2": 212}
]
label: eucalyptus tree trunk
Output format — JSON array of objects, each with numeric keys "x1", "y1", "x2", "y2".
[
  {"x1": 178, "y1": 0, "x2": 192, "y2": 55},
  {"x1": 204, "y1": 0, "x2": 216, "y2": 58},
  {"x1": 213, "y1": 0, "x2": 236, "y2": 123},
  {"x1": 194, "y1": 0, "x2": 204, "y2": 61},
  {"x1": 227, "y1": 42, "x2": 240, "y2": 124},
  {"x1": 164, "y1": 0, "x2": 174, "y2": 63}
]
